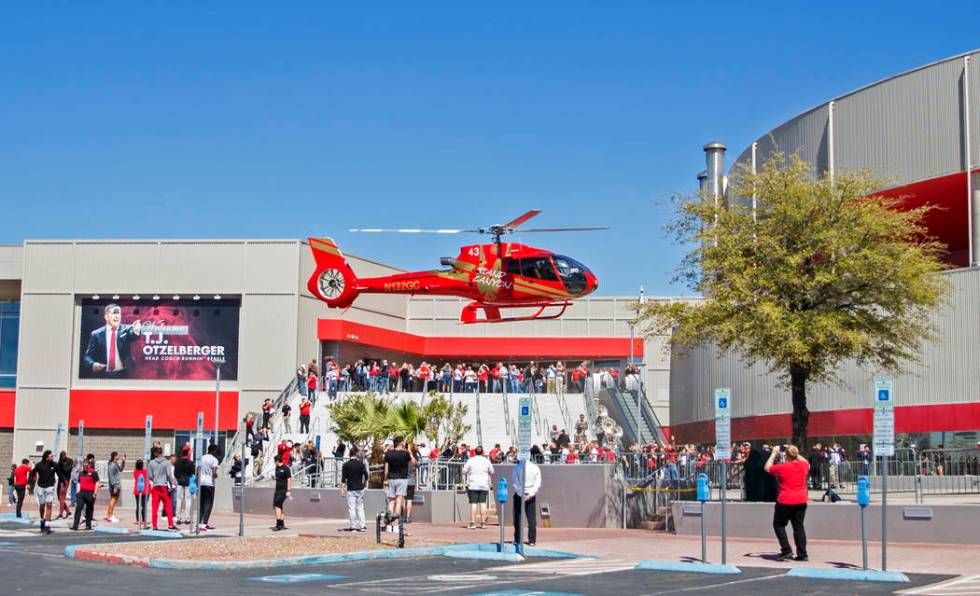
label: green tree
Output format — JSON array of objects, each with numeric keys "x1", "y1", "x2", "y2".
[
  {"x1": 639, "y1": 153, "x2": 949, "y2": 447},
  {"x1": 420, "y1": 395, "x2": 471, "y2": 449}
]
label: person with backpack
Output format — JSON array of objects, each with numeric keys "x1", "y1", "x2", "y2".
[
  {"x1": 133, "y1": 459, "x2": 150, "y2": 529},
  {"x1": 71, "y1": 454, "x2": 99, "y2": 531}
]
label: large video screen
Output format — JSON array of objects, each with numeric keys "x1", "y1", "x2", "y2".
[{"x1": 79, "y1": 298, "x2": 239, "y2": 381}]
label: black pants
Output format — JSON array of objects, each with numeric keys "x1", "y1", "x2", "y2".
[
  {"x1": 300, "y1": 415, "x2": 310, "y2": 434},
  {"x1": 14, "y1": 486, "x2": 25, "y2": 517},
  {"x1": 512, "y1": 494, "x2": 537, "y2": 544},
  {"x1": 73, "y1": 491, "x2": 95, "y2": 529},
  {"x1": 135, "y1": 494, "x2": 148, "y2": 524},
  {"x1": 773, "y1": 503, "x2": 807, "y2": 556},
  {"x1": 199, "y1": 485, "x2": 214, "y2": 525},
  {"x1": 809, "y1": 463, "x2": 822, "y2": 488}
]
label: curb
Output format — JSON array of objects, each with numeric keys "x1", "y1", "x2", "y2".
[
  {"x1": 139, "y1": 530, "x2": 183, "y2": 539},
  {"x1": 65, "y1": 541, "x2": 585, "y2": 570},
  {"x1": 635, "y1": 560, "x2": 742, "y2": 575},
  {"x1": 0, "y1": 513, "x2": 30, "y2": 520},
  {"x1": 444, "y1": 550, "x2": 524, "y2": 562},
  {"x1": 786, "y1": 567, "x2": 911, "y2": 583},
  {"x1": 94, "y1": 526, "x2": 131, "y2": 535}
]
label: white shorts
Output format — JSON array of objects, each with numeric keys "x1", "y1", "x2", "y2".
[{"x1": 36, "y1": 485, "x2": 56, "y2": 505}]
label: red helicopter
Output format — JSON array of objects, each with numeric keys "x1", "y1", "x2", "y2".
[{"x1": 307, "y1": 210, "x2": 607, "y2": 323}]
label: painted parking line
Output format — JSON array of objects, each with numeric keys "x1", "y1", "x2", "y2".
[
  {"x1": 0, "y1": 541, "x2": 21, "y2": 547},
  {"x1": 898, "y1": 574, "x2": 980, "y2": 595},
  {"x1": 494, "y1": 558, "x2": 634, "y2": 576},
  {"x1": 250, "y1": 573, "x2": 347, "y2": 584},
  {"x1": 470, "y1": 591, "x2": 581, "y2": 596}
]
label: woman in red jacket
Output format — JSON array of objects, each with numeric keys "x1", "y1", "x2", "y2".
[{"x1": 133, "y1": 459, "x2": 150, "y2": 529}]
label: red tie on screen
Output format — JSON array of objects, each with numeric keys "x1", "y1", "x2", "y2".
[{"x1": 109, "y1": 328, "x2": 117, "y2": 371}]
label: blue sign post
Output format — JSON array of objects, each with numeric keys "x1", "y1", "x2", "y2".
[
  {"x1": 714, "y1": 388, "x2": 731, "y2": 565},
  {"x1": 697, "y1": 473, "x2": 710, "y2": 563},
  {"x1": 497, "y1": 477, "x2": 509, "y2": 553},
  {"x1": 857, "y1": 476, "x2": 870, "y2": 571}
]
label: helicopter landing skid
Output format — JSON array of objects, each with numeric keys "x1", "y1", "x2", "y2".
[{"x1": 460, "y1": 301, "x2": 572, "y2": 324}]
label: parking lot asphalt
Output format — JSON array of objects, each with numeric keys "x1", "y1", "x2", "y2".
[{"x1": 0, "y1": 520, "x2": 955, "y2": 595}]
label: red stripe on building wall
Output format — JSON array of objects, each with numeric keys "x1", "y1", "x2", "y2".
[
  {"x1": 0, "y1": 391, "x2": 14, "y2": 428},
  {"x1": 318, "y1": 319, "x2": 643, "y2": 359},
  {"x1": 669, "y1": 402, "x2": 980, "y2": 444},
  {"x1": 68, "y1": 390, "x2": 239, "y2": 431}
]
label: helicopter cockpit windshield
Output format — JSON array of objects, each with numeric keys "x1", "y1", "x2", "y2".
[{"x1": 553, "y1": 255, "x2": 590, "y2": 294}]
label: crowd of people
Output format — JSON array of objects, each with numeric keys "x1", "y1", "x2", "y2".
[
  {"x1": 4, "y1": 441, "x2": 222, "y2": 534},
  {"x1": 292, "y1": 358, "x2": 636, "y2": 398}
]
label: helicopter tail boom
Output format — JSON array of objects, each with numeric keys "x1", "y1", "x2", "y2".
[{"x1": 307, "y1": 237, "x2": 359, "y2": 308}]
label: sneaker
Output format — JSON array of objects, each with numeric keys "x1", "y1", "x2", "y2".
[
  {"x1": 467, "y1": 522, "x2": 476, "y2": 529},
  {"x1": 794, "y1": 555, "x2": 809, "y2": 562},
  {"x1": 70, "y1": 526, "x2": 78, "y2": 531},
  {"x1": 357, "y1": 527, "x2": 367, "y2": 532},
  {"x1": 167, "y1": 526, "x2": 179, "y2": 532},
  {"x1": 776, "y1": 552, "x2": 794, "y2": 561},
  {"x1": 479, "y1": 522, "x2": 487, "y2": 529},
  {"x1": 205, "y1": 525, "x2": 215, "y2": 530},
  {"x1": 198, "y1": 525, "x2": 208, "y2": 532},
  {"x1": 109, "y1": 516, "x2": 119, "y2": 523},
  {"x1": 103, "y1": 516, "x2": 112, "y2": 523}
]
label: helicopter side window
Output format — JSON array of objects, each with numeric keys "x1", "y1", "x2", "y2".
[
  {"x1": 505, "y1": 259, "x2": 523, "y2": 276},
  {"x1": 554, "y1": 255, "x2": 588, "y2": 293},
  {"x1": 520, "y1": 257, "x2": 559, "y2": 282}
]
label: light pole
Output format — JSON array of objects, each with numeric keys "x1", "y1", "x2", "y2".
[
  {"x1": 629, "y1": 287, "x2": 646, "y2": 413},
  {"x1": 214, "y1": 357, "x2": 225, "y2": 449}
]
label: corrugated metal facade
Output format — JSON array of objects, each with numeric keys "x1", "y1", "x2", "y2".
[
  {"x1": 669, "y1": 268, "x2": 980, "y2": 426},
  {"x1": 731, "y1": 50, "x2": 980, "y2": 186},
  {"x1": 679, "y1": 52, "x2": 980, "y2": 431}
]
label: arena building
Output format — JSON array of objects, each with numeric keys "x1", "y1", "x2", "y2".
[
  {"x1": 669, "y1": 50, "x2": 980, "y2": 451},
  {"x1": 0, "y1": 239, "x2": 675, "y2": 465}
]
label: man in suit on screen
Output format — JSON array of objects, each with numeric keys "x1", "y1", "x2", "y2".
[{"x1": 83, "y1": 303, "x2": 142, "y2": 378}]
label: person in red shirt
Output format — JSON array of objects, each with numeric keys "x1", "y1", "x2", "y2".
[
  {"x1": 13, "y1": 459, "x2": 31, "y2": 518},
  {"x1": 278, "y1": 440, "x2": 293, "y2": 466},
  {"x1": 765, "y1": 445, "x2": 810, "y2": 561},
  {"x1": 418, "y1": 362, "x2": 431, "y2": 394},
  {"x1": 299, "y1": 398, "x2": 312, "y2": 434}
]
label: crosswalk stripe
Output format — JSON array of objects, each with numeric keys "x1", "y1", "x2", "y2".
[{"x1": 494, "y1": 558, "x2": 634, "y2": 576}]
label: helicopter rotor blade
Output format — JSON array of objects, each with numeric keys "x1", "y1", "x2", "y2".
[
  {"x1": 511, "y1": 227, "x2": 610, "y2": 233},
  {"x1": 349, "y1": 228, "x2": 479, "y2": 234},
  {"x1": 502, "y1": 209, "x2": 542, "y2": 229}
]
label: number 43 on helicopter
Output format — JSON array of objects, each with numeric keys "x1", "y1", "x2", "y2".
[{"x1": 307, "y1": 210, "x2": 607, "y2": 324}]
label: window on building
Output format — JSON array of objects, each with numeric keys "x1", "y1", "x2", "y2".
[
  {"x1": 0, "y1": 302, "x2": 19, "y2": 389},
  {"x1": 173, "y1": 430, "x2": 227, "y2": 459}
]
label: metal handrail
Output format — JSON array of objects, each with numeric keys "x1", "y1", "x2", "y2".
[{"x1": 475, "y1": 390, "x2": 484, "y2": 448}]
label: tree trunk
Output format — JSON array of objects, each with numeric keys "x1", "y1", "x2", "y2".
[{"x1": 790, "y1": 365, "x2": 810, "y2": 448}]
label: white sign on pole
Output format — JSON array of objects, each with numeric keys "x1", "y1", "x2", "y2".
[
  {"x1": 873, "y1": 379, "x2": 895, "y2": 456},
  {"x1": 144, "y1": 415, "x2": 153, "y2": 461},
  {"x1": 77, "y1": 420, "x2": 85, "y2": 461},
  {"x1": 715, "y1": 388, "x2": 732, "y2": 460},
  {"x1": 517, "y1": 397, "x2": 532, "y2": 461},
  {"x1": 195, "y1": 411, "x2": 205, "y2": 461}
]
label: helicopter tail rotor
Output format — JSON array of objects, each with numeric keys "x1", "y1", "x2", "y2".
[{"x1": 307, "y1": 237, "x2": 359, "y2": 308}]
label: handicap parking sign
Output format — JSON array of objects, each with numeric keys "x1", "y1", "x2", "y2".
[
  {"x1": 878, "y1": 389, "x2": 889, "y2": 401},
  {"x1": 718, "y1": 397, "x2": 728, "y2": 409},
  {"x1": 521, "y1": 406, "x2": 530, "y2": 416}
]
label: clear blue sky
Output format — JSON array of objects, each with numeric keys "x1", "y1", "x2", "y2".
[{"x1": 2, "y1": 3, "x2": 976, "y2": 295}]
